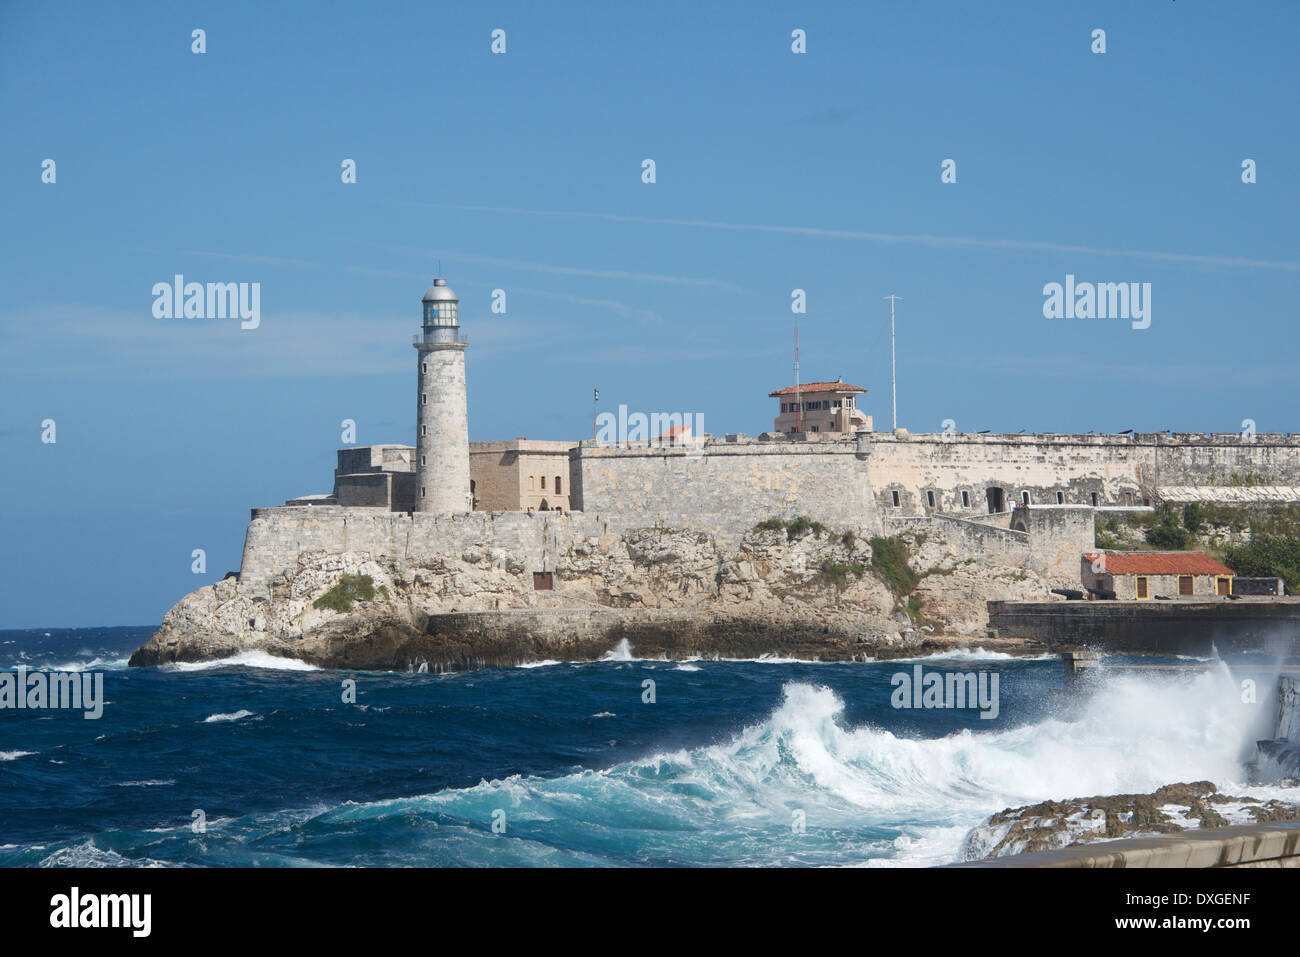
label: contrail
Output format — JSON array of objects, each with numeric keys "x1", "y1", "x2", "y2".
[{"x1": 451, "y1": 205, "x2": 1300, "y2": 272}]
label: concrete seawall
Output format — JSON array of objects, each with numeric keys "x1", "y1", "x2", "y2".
[
  {"x1": 987, "y1": 599, "x2": 1300, "y2": 656},
  {"x1": 952, "y1": 821, "x2": 1300, "y2": 868}
]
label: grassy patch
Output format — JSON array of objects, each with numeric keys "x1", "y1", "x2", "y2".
[{"x1": 313, "y1": 574, "x2": 380, "y2": 613}]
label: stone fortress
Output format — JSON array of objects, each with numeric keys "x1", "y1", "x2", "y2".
[
  {"x1": 251, "y1": 277, "x2": 1300, "y2": 592},
  {"x1": 131, "y1": 278, "x2": 1300, "y2": 670}
]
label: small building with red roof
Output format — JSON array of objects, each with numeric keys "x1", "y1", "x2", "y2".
[
  {"x1": 1081, "y1": 551, "x2": 1235, "y2": 600},
  {"x1": 768, "y1": 377, "x2": 870, "y2": 434}
]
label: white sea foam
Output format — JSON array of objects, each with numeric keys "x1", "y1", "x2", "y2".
[
  {"x1": 161, "y1": 650, "x2": 319, "y2": 672},
  {"x1": 113, "y1": 779, "x2": 175, "y2": 788},
  {"x1": 202, "y1": 709, "x2": 255, "y2": 723},
  {"x1": 600, "y1": 639, "x2": 635, "y2": 661},
  {"x1": 0, "y1": 750, "x2": 35, "y2": 761},
  {"x1": 885, "y1": 647, "x2": 1054, "y2": 664},
  {"x1": 38, "y1": 840, "x2": 169, "y2": 868}
]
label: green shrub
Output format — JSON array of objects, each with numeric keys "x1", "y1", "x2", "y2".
[
  {"x1": 1223, "y1": 537, "x2": 1300, "y2": 594},
  {"x1": 753, "y1": 516, "x2": 826, "y2": 539},
  {"x1": 869, "y1": 536, "x2": 921, "y2": 596},
  {"x1": 1145, "y1": 504, "x2": 1195, "y2": 550},
  {"x1": 313, "y1": 574, "x2": 379, "y2": 613}
]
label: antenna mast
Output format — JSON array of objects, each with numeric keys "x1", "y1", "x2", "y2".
[{"x1": 883, "y1": 294, "x2": 902, "y2": 431}]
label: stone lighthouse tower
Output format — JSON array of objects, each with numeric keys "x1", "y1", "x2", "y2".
[{"x1": 414, "y1": 278, "x2": 471, "y2": 513}]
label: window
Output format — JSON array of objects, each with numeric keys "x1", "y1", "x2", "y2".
[
  {"x1": 421, "y1": 425, "x2": 427, "y2": 437},
  {"x1": 1090, "y1": 492, "x2": 1099, "y2": 507},
  {"x1": 961, "y1": 490, "x2": 970, "y2": 508},
  {"x1": 1136, "y1": 576, "x2": 1149, "y2": 600},
  {"x1": 420, "y1": 455, "x2": 426, "y2": 466},
  {"x1": 1124, "y1": 492, "x2": 1133, "y2": 506},
  {"x1": 891, "y1": 491, "x2": 901, "y2": 507},
  {"x1": 1178, "y1": 575, "x2": 1193, "y2": 596},
  {"x1": 811, "y1": 426, "x2": 818, "y2": 432},
  {"x1": 541, "y1": 475, "x2": 547, "y2": 490},
  {"x1": 420, "y1": 486, "x2": 426, "y2": 498},
  {"x1": 926, "y1": 490, "x2": 935, "y2": 508},
  {"x1": 1056, "y1": 491, "x2": 1065, "y2": 504},
  {"x1": 421, "y1": 393, "x2": 426, "y2": 405},
  {"x1": 422, "y1": 362, "x2": 427, "y2": 374},
  {"x1": 555, "y1": 476, "x2": 562, "y2": 495},
  {"x1": 1022, "y1": 491, "x2": 1031, "y2": 505},
  {"x1": 833, "y1": 399, "x2": 842, "y2": 408}
]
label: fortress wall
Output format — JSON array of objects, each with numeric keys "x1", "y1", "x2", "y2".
[
  {"x1": 867, "y1": 434, "x2": 1147, "y2": 515},
  {"x1": 573, "y1": 440, "x2": 882, "y2": 543},
  {"x1": 1014, "y1": 506, "x2": 1096, "y2": 579},
  {"x1": 885, "y1": 514, "x2": 1032, "y2": 569},
  {"x1": 238, "y1": 507, "x2": 609, "y2": 587},
  {"x1": 865, "y1": 433, "x2": 1300, "y2": 517}
]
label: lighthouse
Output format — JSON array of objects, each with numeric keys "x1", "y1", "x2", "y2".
[{"x1": 414, "y1": 278, "x2": 471, "y2": 513}]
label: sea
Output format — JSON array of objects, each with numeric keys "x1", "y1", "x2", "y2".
[{"x1": 1, "y1": 625, "x2": 1297, "y2": 867}]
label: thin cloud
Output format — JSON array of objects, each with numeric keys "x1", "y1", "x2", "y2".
[
  {"x1": 2, "y1": 304, "x2": 559, "y2": 378},
  {"x1": 387, "y1": 246, "x2": 745, "y2": 292},
  {"x1": 176, "y1": 249, "x2": 672, "y2": 322},
  {"x1": 451, "y1": 205, "x2": 1300, "y2": 272}
]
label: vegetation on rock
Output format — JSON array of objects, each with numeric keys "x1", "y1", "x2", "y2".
[{"x1": 313, "y1": 574, "x2": 381, "y2": 613}]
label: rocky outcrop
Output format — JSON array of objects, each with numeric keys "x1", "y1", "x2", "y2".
[
  {"x1": 130, "y1": 524, "x2": 1051, "y2": 671},
  {"x1": 960, "y1": 782, "x2": 1300, "y2": 861}
]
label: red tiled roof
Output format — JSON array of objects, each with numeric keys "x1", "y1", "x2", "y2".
[
  {"x1": 769, "y1": 381, "x2": 868, "y2": 397},
  {"x1": 654, "y1": 424, "x2": 692, "y2": 439},
  {"x1": 1082, "y1": 552, "x2": 1235, "y2": 576}
]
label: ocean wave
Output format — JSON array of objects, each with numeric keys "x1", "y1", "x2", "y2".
[
  {"x1": 38, "y1": 840, "x2": 170, "y2": 868},
  {"x1": 202, "y1": 710, "x2": 256, "y2": 723},
  {"x1": 3, "y1": 656, "x2": 131, "y2": 672},
  {"x1": 304, "y1": 663, "x2": 1286, "y2": 866},
  {"x1": 113, "y1": 779, "x2": 176, "y2": 788},
  {"x1": 0, "y1": 750, "x2": 35, "y2": 761}
]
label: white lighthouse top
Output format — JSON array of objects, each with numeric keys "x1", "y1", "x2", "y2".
[{"x1": 422, "y1": 278, "x2": 458, "y2": 302}]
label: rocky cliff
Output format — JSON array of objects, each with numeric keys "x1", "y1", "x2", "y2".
[{"x1": 129, "y1": 523, "x2": 1054, "y2": 670}]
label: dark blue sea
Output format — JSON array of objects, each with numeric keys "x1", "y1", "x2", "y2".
[{"x1": 1, "y1": 626, "x2": 1294, "y2": 867}]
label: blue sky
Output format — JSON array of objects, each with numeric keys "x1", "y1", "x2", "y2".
[{"x1": 2, "y1": 1, "x2": 1297, "y2": 627}]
